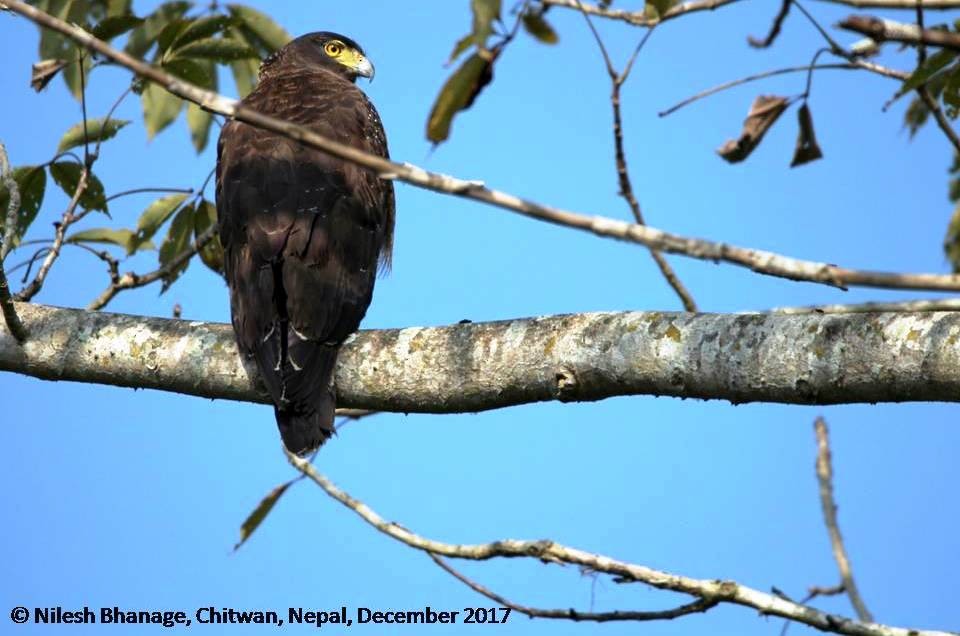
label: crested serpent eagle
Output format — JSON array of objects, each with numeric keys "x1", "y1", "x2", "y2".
[{"x1": 216, "y1": 32, "x2": 395, "y2": 455}]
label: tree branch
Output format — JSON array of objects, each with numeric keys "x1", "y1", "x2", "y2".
[
  {"x1": 838, "y1": 15, "x2": 960, "y2": 52},
  {"x1": 773, "y1": 297, "x2": 960, "y2": 313},
  {"x1": 814, "y1": 417, "x2": 874, "y2": 622},
  {"x1": 430, "y1": 554, "x2": 720, "y2": 622},
  {"x1": 285, "y1": 452, "x2": 953, "y2": 636},
  {"x1": 7, "y1": 0, "x2": 960, "y2": 293},
  {"x1": 0, "y1": 141, "x2": 27, "y2": 342},
  {"x1": 7, "y1": 303, "x2": 960, "y2": 410},
  {"x1": 542, "y1": 0, "x2": 743, "y2": 26}
]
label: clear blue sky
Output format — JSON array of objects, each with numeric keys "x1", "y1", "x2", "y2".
[{"x1": 1, "y1": 1, "x2": 958, "y2": 634}]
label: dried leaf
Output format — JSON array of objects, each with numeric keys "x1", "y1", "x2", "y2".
[
  {"x1": 427, "y1": 52, "x2": 496, "y2": 144},
  {"x1": 194, "y1": 198, "x2": 224, "y2": 274},
  {"x1": 790, "y1": 103, "x2": 823, "y2": 167},
  {"x1": 0, "y1": 166, "x2": 46, "y2": 249},
  {"x1": 234, "y1": 480, "x2": 294, "y2": 551},
  {"x1": 57, "y1": 117, "x2": 131, "y2": 152},
  {"x1": 49, "y1": 162, "x2": 108, "y2": 213},
  {"x1": 30, "y1": 59, "x2": 69, "y2": 92},
  {"x1": 717, "y1": 95, "x2": 789, "y2": 164}
]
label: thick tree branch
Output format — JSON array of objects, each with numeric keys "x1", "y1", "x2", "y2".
[
  {"x1": 6, "y1": 303, "x2": 960, "y2": 410},
  {"x1": 814, "y1": 417, "x2": 874, "y2": 622},
  {"x1": 285, "y1": 452, "x2": 953, "y2": 636},
  {"x1": 838, "y1": 15, "x2": 960, "y2": 52},
  {"x1": 7, "y1": 0, "x2": 960, "y2": 293}
]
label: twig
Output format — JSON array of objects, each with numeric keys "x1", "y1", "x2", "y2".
[
  {"x1": 0, "y1": 141, "x2": 27, "y2": 341},
  {"x1": 817, "y1": 0, "x2": 960, "y2": 6},
  {"x1": 917, "y1": 88, "x2": 960, "y2": 154},
  {"x1": 577, "y1": 5, "x2": 698, "y2": 310},
  {"x1": 430, "y1": 554, "x2": 719, "y2": 622},
  {"x1": 838, "y1": 14, "x2": 960, "y2": 52},
  {"x1": 14, "y1": 164, "x2": 88, "y2": 301},
  {"x1": 660, "y1": 64, "x2": 868, "y2": 116},
  {"x1": 94, "y1": 86, "x2": 131, "y2": 159},
  {"x1": 749, "y1": 0, "x2": 793, "y2": 48},
  {"x1": 285, "y1": 450, "x2": 952, "y2": 636},
  {"x1": 86, "y1": 223, "x2": 217, "y2": 310},
  {"x1": 105, "y1": 186, "x2": 193, "y2": 203},
  {"x1": 772, "y1": 297, "x2": 960, "y2": 313},
  {"x1": 8, "y1": 0, "x2": 960, "y2": 294},
  {"x1": 781, "y1": 584, "x2": 847, "y2": 636},
  {"x1": 814, "y1": 417, "x2": 874, "y2": 622},
  {"x1": 542, "y1": 0, "x2": 744, "y2": 26}
]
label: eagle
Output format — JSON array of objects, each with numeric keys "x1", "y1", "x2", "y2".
[{"x1": 216, "y1": 32, "x2": 395, "y2": 456}]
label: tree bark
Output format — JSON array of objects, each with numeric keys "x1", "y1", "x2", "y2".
[{"x1": 2, "y1": 302, "x2": 959, "y2": 411}]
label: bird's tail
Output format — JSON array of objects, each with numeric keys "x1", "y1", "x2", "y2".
[{"x1": 274, "y1": 385, "x2": 336, "y2": 457}]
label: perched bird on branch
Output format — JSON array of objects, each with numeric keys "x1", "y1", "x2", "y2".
[{"x1": 216, "y1": 32, "x2": 395, "y2": 455}]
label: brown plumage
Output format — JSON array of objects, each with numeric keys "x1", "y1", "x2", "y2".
[{"x1": 216, "y1": 32, "x2": 394, "y2": 455}]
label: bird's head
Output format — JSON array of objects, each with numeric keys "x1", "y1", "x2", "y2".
[{"x1": 272, "y1": 31, "x2": 375, "y2": 82}]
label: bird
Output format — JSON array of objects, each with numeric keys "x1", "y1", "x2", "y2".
[{"x1": 215, "y1": 32, "x2": 395, "y2": 456}]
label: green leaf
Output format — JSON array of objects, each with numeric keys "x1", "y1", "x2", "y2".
[
  {"x1": 522, "y1": 10, "x2": 559, "y2": 44},
  {"x1": 158, "y1": 202, "x2": 195, "y2": 291},
  {"x1": 66, "y1": 227, "x2": 137, "y2": 249},
  {"x1": 226, "y1": 4, "x2": 291, "y2": 53},
  {"x1": 186, "y1": 103, "x2": 214, "y2": 153},
  {"x1": 471, "y1": 0, "x2": 501, "y2": 47},
  {"x1": 447, "y1": 33, "x2": 475, "y2": 65},
  {"x1": 131, "y1": 193, "x2": 189, "y2": 255},
  {"x1": 901, "y1": 49, "x2": 957, "y2": 95},
  {"x1": 62, "y1": 52, "x2": 94, "y2": 102},
  {"x1": 174, "y1": 37, "x2": 258, "y2": 62},
  {"x1": 645, "y1": 0, "x2": 677, "y2": 19},
  {"x1": 162, "y1": 58, "x2": 215, "y2": 88},
  {"x1": 944, "y1": 65, "x2": 960, "y2": 109},
  {"x1": 0, "y1": 166, "x2": 47, "y2": 249},
  {"x1": 193, "y1": 198, "x2": 224, "y2": 274},
  {"x1": 92, "y1": 14, "x2": 143, "y2": 41},
  {"x1": 49, "y1": 162, "x2": 108, "y2": 213},
  {"x1": 427, "y1": 53, "x2": 496, "y2": 144},
  {"x1": 227, "y1": 27, "x2": 262, "y2": 97},
  {"x1": 170, "y1": 15, "x2": 235, "y2": 51},
  {"x1": 945, "y1": 203, "x2": 960, "y2": 272},
  {"x1": 57, "y1": 117, "x2": 131, "y2": 152},
  {"x1": 141, "y1": 82, "x2": 183, "y2": 140},
  {"x1": 234, "y1": 480, "x2": 294, "y2": 551},
  {"x1": 790, "y1": 103, "x2": 823, "y2": 168},
  {"x1": 124, "y1": 0, "x2": 191, "y2": 59},
  {"x1": 107, "y1": 0, "x2": 132, "y2": 16}
]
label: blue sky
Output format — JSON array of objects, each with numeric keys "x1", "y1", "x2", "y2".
[{"x1": 1, "y1": 1, "x2": 958, "y2": 634}]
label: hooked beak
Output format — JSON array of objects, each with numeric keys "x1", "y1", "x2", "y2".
[{"x1": 355, "y1": 56, "x2": 375, "y2": 81}]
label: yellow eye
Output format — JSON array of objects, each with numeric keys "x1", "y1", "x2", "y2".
[{"x1": 324, "y1": 41, "x2": 343, "y2": 56}]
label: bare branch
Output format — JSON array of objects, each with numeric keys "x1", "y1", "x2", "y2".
[
  {"x1": 814, "y1": 417, "x2": 874, "y2": 622},
  {"x1": 430, "y1": 554, "x2": 719, "y2": 622},
  {"x1": 86, "y1": 223, "x2": 217, "y2": 311},
  {"x1": 917, "y1": 87, "x2": 960, "y2": 155},
  {"x1": 576, "y1": 6, "x2": 698, "y2": 310},
  {"x1": 838, "y1": 14, "x2": 960, "y2": 52},
  {"x1": 285, "y1": 452, "x2": 952, "y2": 636},
  {"x1": 660, "y1": 64, "x2": 874, "y2": 117},
  {"x1": 542, "y1": 0, "x2": 743, "y2": 26},
  {"x1": 14, "y1": 164, "x2": 88, "y2": 302},
  {"x1": 7, "y1": 0, "x2": 957, "y2": 293},
  {"x1": 8, "y1": 303, "x2": 960, "y2": 410}
]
